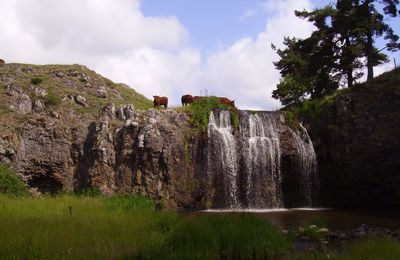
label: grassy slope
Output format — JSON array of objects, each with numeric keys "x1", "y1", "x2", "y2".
[{"x1": 0, "y1": 63, "x2": 152, "y2": 114}]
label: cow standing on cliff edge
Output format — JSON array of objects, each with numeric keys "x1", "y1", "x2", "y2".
[
  {"x1": 181, "y1": 94, "x2": 194, "y2": 106},
  {"x1": 153, "y1": 96, "x2": 168, "y2": 109},
  {"x1": 219, "y1": 97, "x2": 235, "y2": 108},
  {"x1": 0, "y1": 59, "x2": 5, "y2": 65}
]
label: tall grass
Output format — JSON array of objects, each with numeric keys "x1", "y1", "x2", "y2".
[
  {"x1": 292, "y1": 237, "x2": 400, "y2": 260},
  {"x1": 146, "y1": 214, "x2": 292, "y2": 260},
  {"x1": 182, "y1": 96, "x2": 231, "y2": 131},
  {"x1": 0, "y1": 195, "x2": 163, "y2": 259},
  {"x1": 339, "y1": 238, "x2": 400, "y2": 260},
  {"x1": 0, "y1": 195, "x2": 291, "y2": 259}
]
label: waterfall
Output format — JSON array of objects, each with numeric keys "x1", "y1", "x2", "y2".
[
  {"x1": 244, "y1": 114, "x2": 282, "y2": 208},
  {"x1": 207, "y1": 109, "x2": 318, "y2": 209},
  {"x1": 208, "y1": 111, "x2": 240, "y2": 208},
  {"x1": 289, "y1": 124, "x2": 318, "y2": 206}
]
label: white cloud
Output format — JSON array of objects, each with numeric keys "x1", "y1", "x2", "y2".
[
  {"x1": 0, "y1": 0, "x2": 315, "y2": 109},
  {"x1": 202, "y1": 0, "x2": 315, "y2": 110},
  {"x1": 239, "y1": 9, "x2": 258, "y2": 21}
]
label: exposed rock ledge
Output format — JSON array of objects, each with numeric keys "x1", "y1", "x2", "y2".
[{"x1": 0, "y1": 103, "x2": 315, "y2": 209}]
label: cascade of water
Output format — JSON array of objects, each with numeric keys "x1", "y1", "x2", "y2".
[
  {"x1": 207, "y1": 110, "x2": 240, "y2": 208},
  {"x1": 289, "y1": 124, "x2": 318, "y2": 206},
  {"x1": 244, "y1": 114, "x2": 282, "y2": 208},
  {"x1": 207, "y1": 110, "x2": 317, "y2": 209}
]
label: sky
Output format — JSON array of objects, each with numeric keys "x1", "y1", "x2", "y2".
[{"x1": 0, "y1": 0, "x2": 398, "y2": 110}]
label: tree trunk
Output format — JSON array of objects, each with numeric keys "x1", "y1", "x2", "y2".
[
  {"x1": 345, "y1": 36, "x2": 354, "y2": 88},
  {"x1": 367, "y1": 31, "x2": 374, "y2": 81},
  {"x1": 347, "y1": 68, "x2": 353, "y2": 88}
]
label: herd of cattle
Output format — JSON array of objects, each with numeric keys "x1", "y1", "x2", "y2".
[{"x1": 153, "y1": 95, "x2": 236, "y2": 109}]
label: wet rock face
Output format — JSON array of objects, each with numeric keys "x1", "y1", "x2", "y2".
[{"x1": 205, "y1": 110, "x2": 318, "y2": 209}]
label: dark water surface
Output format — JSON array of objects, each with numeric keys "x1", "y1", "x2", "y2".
[{"x1": 198, "y1": 208, "x2": 400, "y2": 230}]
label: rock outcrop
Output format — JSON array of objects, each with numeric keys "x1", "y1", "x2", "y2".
[
  {"x1": 0, "y1": 63, "x2": 318, "y2": 209},
  {"x1": 303, "y1": 69, "x2": 400, "y2": 207}
]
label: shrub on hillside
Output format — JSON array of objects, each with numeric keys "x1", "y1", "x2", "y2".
[
  {"x1": 45, "y1": 89, "x2": 61, "y2": 106},
  {"x1": 188, "y1": 96, "x2": 230, "y2": 131},
  {"x1": 31, "y1": 77, "x2": 43, "y2": 85},
  {"x1": 0, "y1": 164, "x2": 28, "y2": 196}
]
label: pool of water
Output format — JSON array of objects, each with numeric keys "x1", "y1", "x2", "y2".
[{"x1": 199, "y1": 208, "x2": 400, "y2": 230}]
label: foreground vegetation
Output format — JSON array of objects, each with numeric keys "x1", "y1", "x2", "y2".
[
  {"x1": 1, "y1": 164, "x2": 400, "y2": 259},
  {"x1": 0, "y1": 195, "x2": 291, "y2": 259},
  {"x1": 1, "y1": 194, "x2": 400, "y2": 259}
]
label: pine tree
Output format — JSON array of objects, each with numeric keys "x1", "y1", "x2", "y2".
[
  {"x1": 272, "y1": 0, "x2": 399, "y2": 105},
  {"x1": 355, "y1": 0, "x2": 399, "y2": 80}
]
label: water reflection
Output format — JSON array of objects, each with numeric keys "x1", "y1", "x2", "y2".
[{"x1": 199, "y1": 208, "x2": 400, "y2": 230}]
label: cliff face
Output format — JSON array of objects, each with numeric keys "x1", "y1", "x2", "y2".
[
  {"x1": 0, "y1": 63, "x2": 203, "y2": 208},
  {"x1": 0, "y1": 63, "x2": 318, "y2": 209},
  {"x1": 11, "y1": 108, "x2": 203, "y2": 208},
  {"x1": 303, "y1": 69, "x2": 400, "y2": 206}
]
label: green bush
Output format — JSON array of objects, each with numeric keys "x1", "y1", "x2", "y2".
[
  {"x1": 0, "y1": 164, "x2": 28, "y2": 196},
  {"x1": 187, "y1": 96, "x2": 230, "y2": 131},
  {"x1": 282, "y1": 110, "x2": 298, "y2": 129},
  {"x1": 45, "y1": 89, "x2": 61, "y2": 106},
  {"x1": 30, "y1": 77, "x2": 43, "y2": 85},
  {"x1": 231, "y1": 111, "x2": 239, "y2": 129}
]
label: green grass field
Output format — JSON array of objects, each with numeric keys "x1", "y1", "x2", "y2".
[
  {"x1": 0, "y1": 195, "x2": 292, "y2": 259},
  {"x1": 2, "y1": 163, "x2": 400, "y2": 259},
  {"x1": 1, "y1": 194, "x2": 400, "y2": 259}
]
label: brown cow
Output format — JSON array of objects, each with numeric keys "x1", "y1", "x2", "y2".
[
  {"x1": 153, "y1": 95, "x2": 168, "y2": 109},
  {"x1": 181, "y1": 94, "x2": 193, "y2": 106},
  {"x1": 219, "y1": 97, "x2": 235, "y2": 108},
  {"x1": 193, "y1": 96, "x2": 205, "y2": 102},
  {"x1": 0, "y1": 59, "x2": 5, "y2": 65}
]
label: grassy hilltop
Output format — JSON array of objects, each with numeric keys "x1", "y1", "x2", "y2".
[{"x1": 0, "y1": 63, "x2": 152, "y2": 134}]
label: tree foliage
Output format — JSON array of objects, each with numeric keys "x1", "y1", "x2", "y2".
[{"x1": 272, "y1": 0, "x2": 399, "y2": 105}]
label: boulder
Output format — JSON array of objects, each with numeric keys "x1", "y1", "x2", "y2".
[
  {"x1": 34, "y1": 87, "x2": 47, "y2": 97},
  {"x1": 33, "y1": 100, "x2": 45, "y2": 113},
  {"x1": 6, "y1": 85, "x2": 32, "y2": 114},
  {"x1": 74, "y1": 95, "x2": 88, "y2": 107},
  {"x1": 101, "y1": 103, "x2": 116, "y2": 118},
  {"x1": 95, "y1": 87, "x2": 107, "y2": 98}
]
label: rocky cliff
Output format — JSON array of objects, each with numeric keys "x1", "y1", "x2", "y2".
[
  {"x1": 301, "y1": 68, "x2": 400, "y2": 207},
  {"x1": 0, "y1": 63, "x2": 318, "y2": 209}
]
